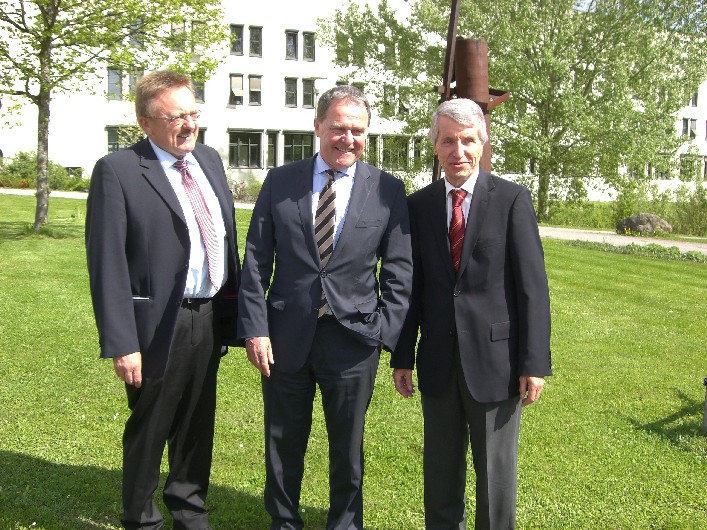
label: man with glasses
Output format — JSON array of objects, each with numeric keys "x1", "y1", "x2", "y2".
[{"x1": 86, "y1": 70, "x2": 240, "y2": 530}]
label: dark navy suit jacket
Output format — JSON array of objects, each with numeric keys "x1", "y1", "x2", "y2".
[{"x1": 85, "y1": 139, "x2": 240, "y2": 378}]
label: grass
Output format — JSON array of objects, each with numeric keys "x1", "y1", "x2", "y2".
[{"x1": 0, "y1": 194, "x2": 705, "y2": 529}]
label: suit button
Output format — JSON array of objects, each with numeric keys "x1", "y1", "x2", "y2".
[
  {"x1": 453, "y1": 290, "x2": 460, "y2": 297},
  {"x1": 320, "y1": 270, "x2": 327, "y2": 278}
]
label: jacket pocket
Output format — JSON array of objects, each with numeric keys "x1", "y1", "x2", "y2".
[
  {"x1": 268, "y1": 298, "x2": 286, "y2": 311},
  {"x1": 490, "y1": 321, "x2": 511, "y2": 341},
  {"x1": 356, "y1": 218, "x2": 382, "y2": 228}
]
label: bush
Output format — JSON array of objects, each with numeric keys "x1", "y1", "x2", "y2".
[
  {"x1": 232, "y1": 175, "x2": 262, "y2": 202},
  {"x1": 0, "y1": 151, "x2": 90, "y2": 191}
]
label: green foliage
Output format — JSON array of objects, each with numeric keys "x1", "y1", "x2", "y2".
[
  {"x1": 1, "y1": 194, "x2": 706, "y2": 529},
  {"x1": 232, "y1": 175, "x2": 262, "y2": 203},
  {"x1": 0, "y1": 151, "x2": 89, "y2": 191},
  {"x1": 319, "y1": 0, "x2": 707, "y2": 220}
]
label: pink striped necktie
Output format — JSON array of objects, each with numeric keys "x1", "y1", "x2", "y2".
[
  {"x1": 449, "y1": 188, "x2": 467, "y2": 273},
  {"x1": 173, "y1": 159, "x2": 221, "y2": 288}
]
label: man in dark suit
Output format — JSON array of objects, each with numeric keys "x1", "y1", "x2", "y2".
[
  {"x1": 392, "y1": 98, "x2": 552, "y2": 530},
  {"x1": 237, "y1": 85, "x2": 412, "y2": 530},
  {"x1": 85, "y1": 70, "x2": 240, "y2": 530}
]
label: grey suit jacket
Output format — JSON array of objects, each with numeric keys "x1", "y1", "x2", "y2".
[
  {"x1": 393, "y1": 170, "x2": 552, "y2": 402},
  {"x1": 85, "y1": 139, "x2": 241, "y2": 378},
  {"x1": 237, "y1": 155, "x2": 412, "y2": 373}
]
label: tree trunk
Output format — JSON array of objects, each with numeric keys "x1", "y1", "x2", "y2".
[
  {"x1": 536, "y1": 169, "x2": 551, "y2": 222},
  {"x1": 33, "y1": 43, "x2": 52, "y2": 230}
]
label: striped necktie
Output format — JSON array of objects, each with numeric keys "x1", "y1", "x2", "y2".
[
  {"x1": 173, "y1": 159, "x2": 222, "y2": 289},
  {"x1": 449, "y1": 188, "x2": 467, "y2": 273},
  {"x1": 315, "y1": 169, "x2": 336, "y2": 316}
]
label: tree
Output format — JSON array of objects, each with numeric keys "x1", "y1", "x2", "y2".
[
  {"x1": 319, "y1": 0, "x2": 707, "y2": 220},
  {"x1": 0, "y1": 0, "x2": 228, "y2": 229}
]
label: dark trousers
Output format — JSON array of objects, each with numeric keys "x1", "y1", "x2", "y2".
[
  {"x1": 422, "y1": 345, "x2": 522, "y2": 530},
  {"x1": 121, "y1": 299, "x2": 221, "y2": 530},
  {"x1": 262, "y1": 319, "x2": 380, "y2": 530}
]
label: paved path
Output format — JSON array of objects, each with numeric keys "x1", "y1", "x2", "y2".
[{"x1": 3, "y1": 188, "x2": 705, "y2": 254}]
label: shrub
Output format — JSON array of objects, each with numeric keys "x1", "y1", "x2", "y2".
[{"x1": 0, "y1": 151, "x2": 90, "y2": 191}]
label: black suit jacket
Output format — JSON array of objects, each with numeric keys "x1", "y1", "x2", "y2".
[
  {"x1": 85, "y1": 139, "x2": 240, "y2": 378},
  {"x1": 237, "y1": 155, "x2": 412, "y2": 373},
  {"x1": 393, "y1": 170, "x2": 551, "y2": 402}
]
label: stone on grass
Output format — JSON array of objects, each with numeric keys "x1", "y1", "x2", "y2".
[{"x1": 616, "y1": 213, "x2": 672, "y2": 235}]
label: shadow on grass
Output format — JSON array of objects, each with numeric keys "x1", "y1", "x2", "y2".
[
  {"x1": 0, "y1": 220, "x2": 85, "y2": 243},
  {"x1": 629, "y1": 389, "x2": 705, "y2": 448},
  {"x1": 0, "y1": 450, "x2": 328, "y2": 529}
]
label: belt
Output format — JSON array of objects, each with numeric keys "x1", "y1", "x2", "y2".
[
  {"x1": 181, "y1": 297, "x2": 212, "y2": 309},
  {"x1": 317, "y1": 313, "x2": 338, "y2": 324}
]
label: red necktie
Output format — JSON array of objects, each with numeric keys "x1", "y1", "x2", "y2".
[
  {"x1": 173, "y1": 159, "x2": 222, "y2": 288},
  {"x1": 449, "y1": 189, "x2": 467, "y2": 273}
]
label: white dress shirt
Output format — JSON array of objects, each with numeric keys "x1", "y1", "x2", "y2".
[
  {"x1": 444, "y1": 169, "x2": 479, "y2": 229},
  {"x1": 311, "y1": 154, "x2": 356, "y2": 249},
  {"x1": 150, "y1": 140, "x2": 227, "y2": 298}
]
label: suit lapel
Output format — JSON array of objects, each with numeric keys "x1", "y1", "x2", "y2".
[
  {"x1": 457, "y1": 170, "x2": 493, "y2": 280},
  {"x1": 426, "y1": 179, "x2": 456, "y2": 281},
  {"x1": 328, "y1": 162, "x2": 374, "y2": 264},
  {"x1": 296, "y1": 157, "x2": 320, "y2": 264},
  {"x1": 136, "y1": 140, "x2": 186, "y2": 225}
]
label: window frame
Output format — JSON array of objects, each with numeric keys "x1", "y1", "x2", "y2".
[
  {"x1": 285, "y1": 30, "x2": 298, "y2": 60},
  {"x1": 228, "y1": 131, "x2": 262, "y2": 168},
  {"x1": 250, "y1": 26, "x2": 262, "y2": 57}
]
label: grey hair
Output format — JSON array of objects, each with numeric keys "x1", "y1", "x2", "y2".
[
  {"x1": 316, "y1": 85, "x2": 371, "y2": 126},
  {"x1": 428, "y1": 98, "x2": 488, "y2": 145}
]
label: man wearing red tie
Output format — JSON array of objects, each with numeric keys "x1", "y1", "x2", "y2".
[
  {"x1": 86, "y1": 70, "x2": 240, "y2": 529},
  {"x1": 392, "y1": 98, "x2": 552, "y2": 530}
]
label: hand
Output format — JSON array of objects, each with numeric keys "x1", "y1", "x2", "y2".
[
  {"x1": 246, "y1": 337, "x2": 274, "y2": 377},
  {"x1": 113, "y1": 352, "x2": 142, "y2": 388},
  {"x1": 393, "y1": 368, "x2": 415, "y2": 398},
  {"x1": 519, "y1": 375, "x2": 545, "y2": 406}
]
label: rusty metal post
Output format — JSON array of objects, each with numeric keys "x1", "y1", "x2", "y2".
[{"x1": 454, "y1": 38, "x2": 492, "y2": 172}]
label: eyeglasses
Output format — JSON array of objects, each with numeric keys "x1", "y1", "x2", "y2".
[{"x1": 149, "y1": 110, "x2": 201, "y2": 126}]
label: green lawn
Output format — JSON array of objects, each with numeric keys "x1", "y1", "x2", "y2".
[{"x1": 0, "y1": 194, "x2": 705, "y2": 529}]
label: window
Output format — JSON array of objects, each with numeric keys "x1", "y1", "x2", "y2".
[
  {"x1": 267, "y1": 132, "x2": 278, "y2": 168},
  {"x1": 197, "y1": 129, "x2": 205, "y2": 144},
  {"x1": 231, "y1": 24, "x2": 243, "y2": 55},
  {"x1": 383, "y1": 85, "x2": 395, "y2": 116},
  {"x1": 193, "y1": 81, "x2": 205, "y2": 103},
  {"x1": 229, "y1": 74, "x2": 244, "y2": 105},
  {"x1": 682, "y1": 118, "x2": 697, "y2": 139},
  {"x1": 680, "y1": 154, "x2": 700, "y2": 181},
  {"x1": 129, "y1": 19, "x2": 144, "y2": 48},
  {"x1": 128, "y1": 68, "x2": 143, "y2": 96},
  {"x1": 303, "y1": 32, "x2": 315, "y2": 61},
  {"x1": 229, "y1": 131, "x2": 261, "y2": 168},
  {"x1": 285, "y1": 78, "x2": 298, "y2": 107},
  {"x1": 364, "y1": 135, "x2": 379, "y2": 166},
  {"x1": 286, "y1": 30, "x2": 298, "y2": 60},
  {"x1": 250, "y1": 26, "x2": 262, "y2": 56},
  {"x1": 302, "y1": 79, "x2": 315, "y2": 108},
  {"x1": 690, "y1": 91, "x2": 698, "y2": 106},
  {"x1": 382, "y1": 136, "x2": 409, "y2": 171},
  {"x1": 108, "y1": 68, "x2": 122, "y2": 100},
  {"x1": 284, "y1": 133, "x2": 314, "y2": 163},
  {"x1": 106, "y1": 126, "x2": 134, "y2": 153},
  {"x1": 384, "y1": 43, "x2": 395, "y2": 70},
  {"x1": 170, "y1": 22, "x2": 185, "y2": 51},
  {"x1": 249, "y1": 76, "x2": 262, "y2": 105},
  {"x1": 191, "y1": 21, "x2": 206, "y2": 57}
]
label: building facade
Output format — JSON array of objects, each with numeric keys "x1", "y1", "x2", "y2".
[{"x1": 0, "y1": 0, "x2": 704, "y2": 189}]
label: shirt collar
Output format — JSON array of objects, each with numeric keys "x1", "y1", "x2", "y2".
[
  {"x1": 149, "y1": 139, "x2": 197, "y2": 170},
  {"x1": 444, "y1": 167, "x2": 479, "y2": 198},
  {"x1": 314, "y1": 153, "x2": 356, "y2": 179}
]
